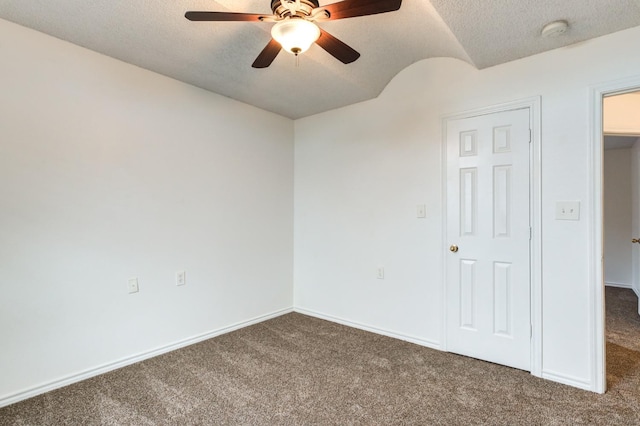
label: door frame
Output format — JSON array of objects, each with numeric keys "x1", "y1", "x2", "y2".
[
  {"x1": 441, "y1": 97, "x2": 542, "y2": 377},
  {"x1": 589, "y1": 76, "x2": 640, "y2": 394}
]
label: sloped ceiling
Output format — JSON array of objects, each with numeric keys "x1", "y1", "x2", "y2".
[
  {"x1": 429, "y1": 0, "x2": 640, "y2": 69},
  {"x1": 1, "y1": 0, "x2": 639, "y2": 119}
]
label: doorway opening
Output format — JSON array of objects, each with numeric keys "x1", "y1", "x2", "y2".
[
  {"x1": 591, "y1": 80, "x2": 640, "y2": 393},
  {"x1": 603, "y1": 90, "x2": 640, "y2": 391}
]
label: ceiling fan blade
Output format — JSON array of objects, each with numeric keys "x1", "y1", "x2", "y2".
[
  {"x1": 185, "y1": 11, "x2": 266, "y2": 22},
  {"x1": 252, "y1": 39, "x2": 282, "y2": 68},
  {"x1": 316, "y1": 29, "x2": 360, "y2": 64},
  {"x1": 321, "y1": 0, "x2": 401, "y2": 20}
]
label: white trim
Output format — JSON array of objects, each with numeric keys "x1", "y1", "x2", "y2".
[
  {"x1": 440, "y1": 97, "x2": 542, "y2": 377},
  {"x1": 589, "y1": 74, "x2": 640, "y2": 395},
  {"x1": 294, "y1": 307, "x2": 441, "y2": 350},
  {"x1": 529, "y1": 97, "x2": 543, "y2": 379},
  {"x1": 541, "y1": 369, "x2": 592, "y2": 391},
  {"x1": 440, "y1": 109, "x2": 449, "y2": 351},
  {"x1": 0, "y1": 307, "x2": 293, "y2": 408},
  {"x1": 604, "y1": 281, "x2": 633, "y2": 289}
]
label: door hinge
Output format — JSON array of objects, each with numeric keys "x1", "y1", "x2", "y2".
[
  {"x1": 528, "y1": 129, "x2": 532, "y2": 143},
  {"x1": 529, "y1": 227, "x2": 532, "y2": 241},
  {"x1": 530, "y1": 324, "x2": 533, "y2": 338}
]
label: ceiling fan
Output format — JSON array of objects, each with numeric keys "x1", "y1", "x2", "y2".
[{"x1": 185, "y1": 0, "x2": 402, "y2": 68}]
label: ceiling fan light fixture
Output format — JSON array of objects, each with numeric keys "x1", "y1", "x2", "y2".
[{"x1": 271, "y1": 18, "x2": 320, "y2": 55}]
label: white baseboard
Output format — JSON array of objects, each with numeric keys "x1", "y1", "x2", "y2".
[
  {"x1": 541, "y1": 369, "x2": 594, "y2": 392},
  {"x1": 294, "y1": 307, "x2": 441, "y2": 350},
  {"x1": 295, "y1": 309, "x2": 602, "y2": 392},
  {"x1": 3, "y1": 306, "x2": 603, "y2": 407},
  {"x1": 605, "y1": 281, "x2": 632, "y2": 289},
  {"x1": 0, "y1": 307, "x2": 293, "y2": 408},
  {"x1": 606, "y1": 282, "x2": 640, "y2": 298}
]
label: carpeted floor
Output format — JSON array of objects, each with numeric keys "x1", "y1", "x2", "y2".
[{"x1": 1, "y1": 287, "x2": 640, "y2": 425}]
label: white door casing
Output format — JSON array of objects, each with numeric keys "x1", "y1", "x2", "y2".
[{"x1": 445, "y1": 108, "x2": 532, "y2": 371}]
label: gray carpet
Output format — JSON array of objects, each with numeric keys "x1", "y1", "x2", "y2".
[{"x1": 1, "y1": 287, "x2": 640, "y2": 425}]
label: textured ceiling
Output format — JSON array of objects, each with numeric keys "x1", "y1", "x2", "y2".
[
  {"x1": 429, "y1": 0, "x2": 640, "y2": 69},
  {"x1": 1, "y1": 0, "x2": 640, "y2": 119}
]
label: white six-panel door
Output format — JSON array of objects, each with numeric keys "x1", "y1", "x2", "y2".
[{"x1": 446, "y1": 108, "x2": 531, "y2": 371}]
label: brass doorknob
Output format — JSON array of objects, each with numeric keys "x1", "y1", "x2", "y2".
[
  {"x1": 633, "y1": 238, "x2": 640, "y2": 244},
  {"x1": 449, "y1": 244, "x2": 459, "y2": 253}
]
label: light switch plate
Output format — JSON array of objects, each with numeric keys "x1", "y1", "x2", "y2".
[
  {"x1": 417, "y1": 204, "x2": 426, "y2": 218},
  {"x1": 128, "y1": 277, "x2": 139, "y2": 294},
  {"x1": 556, "y1": 201, "x2": 580, "y2": 220}
]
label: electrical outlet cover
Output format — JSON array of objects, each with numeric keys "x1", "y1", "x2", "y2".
[{"x1": 176, "y1": 271, "x2": 186, "y2": 286}]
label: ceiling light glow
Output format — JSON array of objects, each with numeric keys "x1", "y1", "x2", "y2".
[{"x1": 271, "y1": 18, "x2": 321, "y2": 55}]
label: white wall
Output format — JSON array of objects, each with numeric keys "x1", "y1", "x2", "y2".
[
  {"x1": 0, "y1": 19, "x2": 293, "y2": 404},
  {"x1": 294, "y1": 26, "x2": 640, "y2": 390},
  {"x1": 603, "y1": 148, "x2": 632, "y2": 287},
  {"x1": 3, "y1": 15, "x2": 640, "y2": 404}
]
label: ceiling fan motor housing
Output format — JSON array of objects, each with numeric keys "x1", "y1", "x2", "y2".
[
  {"x1": 185, "y1": 0, "x2": 402, "y2": 68},
  {"x1": 271, "y1": 0, "x2": 320, "y2": 18}
]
